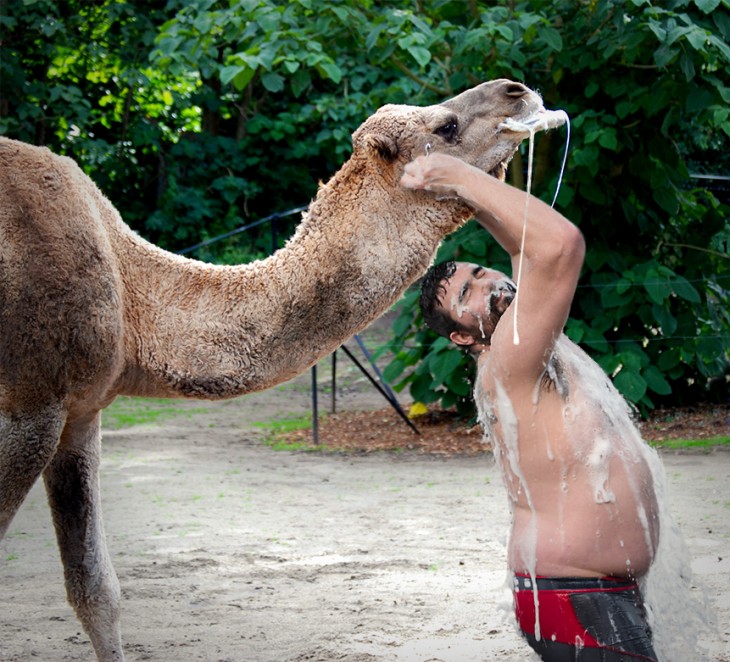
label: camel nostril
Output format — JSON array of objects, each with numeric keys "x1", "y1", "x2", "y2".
[{"x1": 504, "y1": 82, "x2": 529, "y2": 98}]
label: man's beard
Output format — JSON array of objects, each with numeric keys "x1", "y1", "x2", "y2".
[{"x1": 489, "y1": 278, "x2": 516, "y2": 318}]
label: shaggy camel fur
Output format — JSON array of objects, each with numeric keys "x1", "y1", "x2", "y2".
[{"x1": 0, "y1": 79, "x2": 553, "y2": 661}]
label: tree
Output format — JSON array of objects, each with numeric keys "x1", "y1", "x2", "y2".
[
  {"x1": 381, "y1": 0, "x2": 730, "y2": 414},
  {"x1": 1, "y1": 0, "x2": 190, "y2": 242},
  {"x1": 2, "y1": 0, "x2": 727, "y2": 411}
]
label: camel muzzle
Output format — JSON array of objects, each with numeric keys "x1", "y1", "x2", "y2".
[{"x1": 498, "y1": 108, "x2": 569, "y2": 136}]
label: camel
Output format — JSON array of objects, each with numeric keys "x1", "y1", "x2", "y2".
[{"x1": 0, "y1": 78, "x2": 558, "y2": 661}]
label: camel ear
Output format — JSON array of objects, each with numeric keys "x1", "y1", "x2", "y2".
[{"x1": 360, "y1": 133, "x2": 399, "y2": 162}]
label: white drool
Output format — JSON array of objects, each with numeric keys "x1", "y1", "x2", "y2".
[{"x1": 499, "y1": 108, "x2": 571, "y2": 345}]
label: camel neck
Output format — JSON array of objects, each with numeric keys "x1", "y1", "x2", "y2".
[{"x1": 112, "y1": 166, "x2": 468, "y2": 400}]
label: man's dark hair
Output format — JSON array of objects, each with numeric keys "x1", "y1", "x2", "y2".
[{"x1": 419, "y1": 260, "x2": 467, "y2": 339}]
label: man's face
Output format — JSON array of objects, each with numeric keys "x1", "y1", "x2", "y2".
[{"x1": 438, "y1": 263, "x2": 516, "y2": 346}]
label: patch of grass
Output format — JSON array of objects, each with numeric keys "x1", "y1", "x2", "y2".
[
  {"x1": 103, "y1": 396, "x2": 209, "y2": 430},
  {"x1": 650, "y1": 436, "x2": 730, "y2": 450},
  {"x1": 255, "y1": 415, "x2": 323, "y2": 452},
  {"x1": 253, "y1": 414, "x2": 313, "y2": 434},
  {"x1": 265, "y1": 438, "x2": 319, "y2": 452},
  {"x1": 257, "y1": 415, "x2": 366, "y2": 454}
]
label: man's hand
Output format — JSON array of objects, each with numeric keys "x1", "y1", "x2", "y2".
[{"x1": 400, "y1": 153, "x2": 480, "y2": 199}]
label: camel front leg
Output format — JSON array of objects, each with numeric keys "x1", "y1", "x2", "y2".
[{"x1": 43, "y1": 412, "x2": 124, "y2": 662}]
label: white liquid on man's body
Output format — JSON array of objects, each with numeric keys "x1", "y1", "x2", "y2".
[
  {"x1": 559, "y1": 338, "x2": 712, "y2": 660},
  {"x1": 470, "y1": 110, "x2": 712, "y2": 656},
  {"x1": 477, "y1": 335, "x2": 712, "y2": 658}
]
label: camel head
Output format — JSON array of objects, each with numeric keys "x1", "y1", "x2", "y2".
[{"x1": 351, "y1": 79, "x2": 556, "y2": 183}]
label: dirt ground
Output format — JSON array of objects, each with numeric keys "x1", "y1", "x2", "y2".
[{"x1": 1, "y1": 329, "x2": 729, "y2": 661}]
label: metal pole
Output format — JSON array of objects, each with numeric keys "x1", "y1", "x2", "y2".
[
  {"x1": 176, "y1": 205, "x2": 306, "y2": 256},
  {"x1": 339, "y1": 345, "x2": 420, "y2": 436},
  {"x1": 271, "y1": 214, "x2": 278, "y2": 254},
  {"x1": 311, "y1": 364, "x2": 319, "y2": 444},
  {"x1": 331, "y1": 350, "x2": 337, "y2": 413},
  {"x1": 354, "y1": 334, "x2": 398, "y2": 401}
]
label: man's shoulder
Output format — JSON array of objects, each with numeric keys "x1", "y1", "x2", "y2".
[{"x1": 477, "y1": 333, "x2": 578, "y2": 394}]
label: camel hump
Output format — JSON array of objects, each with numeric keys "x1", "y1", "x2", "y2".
[{"x1": 0, "y1": 138, "x2": 123, "y2": 409}]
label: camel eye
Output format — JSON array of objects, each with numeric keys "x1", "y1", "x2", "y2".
[{"x1": 434, "y1": 119, "x2": 459, "y2": 143}]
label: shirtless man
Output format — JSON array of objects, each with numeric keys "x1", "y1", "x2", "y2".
[{"x1": 401, "y1": 153, "x2": 660, "y2": 661}]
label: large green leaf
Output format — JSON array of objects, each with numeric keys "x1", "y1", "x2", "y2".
[
  {"x1": 614, "y1": 369, "x2": 647, "y2": 402},
  {"x1": 429, "y1": 349, "x2": 464, "y2": 379},
  {"x1": 643, "y1": 365, "x2": 672, "y2": 396}
]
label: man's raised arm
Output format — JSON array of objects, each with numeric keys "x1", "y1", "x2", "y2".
[
  {"x1": 401, "y1": 153, "x2": 582, "y2": 275},
  {"x1": 401, "y1": 153, "x2": 585, "y2": 380}
]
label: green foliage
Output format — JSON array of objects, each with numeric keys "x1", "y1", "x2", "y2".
[
  {"x1": 3, "y1": 0, "x2": 728, "y2": 414},
  {"x1": 145, "y1": 135, "x2": 261, "y2": 249},
  {"x1": 381, "y1": 0, "x2": 730, "y2": 415}
]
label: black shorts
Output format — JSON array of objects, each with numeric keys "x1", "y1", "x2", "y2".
[{"x1": 513, "y1": 574, "x2": 658, "y2": 661}]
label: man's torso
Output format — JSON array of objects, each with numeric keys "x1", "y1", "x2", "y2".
[{"x1": 476, "y1": 335, "x2": 659, "y2": 578}]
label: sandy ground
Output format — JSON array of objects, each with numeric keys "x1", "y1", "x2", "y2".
[{"x1": 1, "y1": 357, "x2": 729, "y2": 661}]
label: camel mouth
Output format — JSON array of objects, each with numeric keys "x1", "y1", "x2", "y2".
[
  {"x1": 488, "y1": 160, "x2": 509, "y2": 181},
  {"x1": 499, "y1": 108, "x2": 569, "y2": 135},
  {"x1": 488, "y1": 109, "x2": 567, "y2": 180}
]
